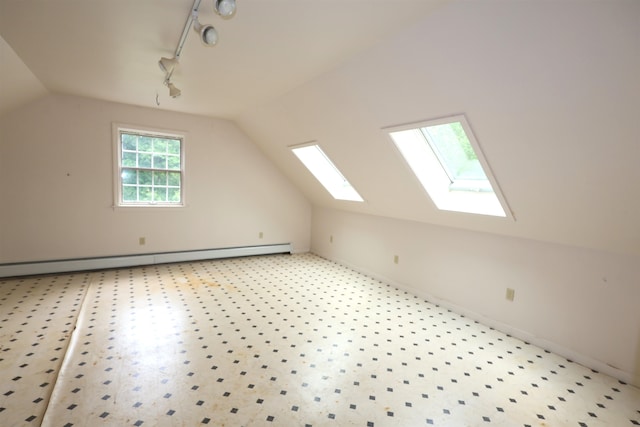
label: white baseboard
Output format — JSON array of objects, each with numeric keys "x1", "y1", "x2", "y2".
[{"x1": 0, "y1": 244, "x2": 292, "y2": 278}]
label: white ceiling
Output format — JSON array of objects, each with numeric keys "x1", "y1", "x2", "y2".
[
  {"x1": 0, "y1": 0, "x2": 447, "y2": 118},
  {"x1": 2, "y1": 0, "x2": 640, "y2": 255}
]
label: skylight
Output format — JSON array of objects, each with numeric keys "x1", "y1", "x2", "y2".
[
  {"x1": 388, "y1": 115, "x2": 509, "y2": 217},
  {"x1": 291, "y1": 144, "x2": 363, "y2": 202}
]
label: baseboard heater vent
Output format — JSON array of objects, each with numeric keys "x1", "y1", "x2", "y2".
[{"x1": 0, "y1": 243, "x2": 292, "y2": 278}]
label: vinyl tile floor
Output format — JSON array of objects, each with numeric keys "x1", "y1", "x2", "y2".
[{"x1": 1, "y1": 253, "x2": 639, "y2": 426}]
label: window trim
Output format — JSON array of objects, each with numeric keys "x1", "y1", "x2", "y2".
[
  {"x1": 112, "y1": 123, "x2": 186, "y2": 208},
  {"x1": 385, "y1": 115, "x2": 513, "y2": 218}
]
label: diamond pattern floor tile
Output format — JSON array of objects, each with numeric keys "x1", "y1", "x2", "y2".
[{"x1": 0, "y1": 253, "x2": 638, "y2": 426}]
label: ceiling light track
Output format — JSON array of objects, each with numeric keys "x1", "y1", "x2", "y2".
[{"x1": 159, "y1": 0, "x2": 237, "y2": 99}]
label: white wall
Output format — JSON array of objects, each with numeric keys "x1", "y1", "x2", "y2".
[
  {"x1": 311, "y1": 207, "x2": 640, "y2": 387},
  {"x1": 238, "y1": 0, "x2": 640, "y2": 257},
  {"x1": 0, "y1": 94, "x2": 311, "y2": 263}
]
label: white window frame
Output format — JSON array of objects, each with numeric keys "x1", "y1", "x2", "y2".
[
  {"x1": 290, "y1": 142, "x2": 364, "y2": 202},
  {"x1": 386, "y1": 115, "x2": 512, "y2": 218},
  {"x1": 112, "y1": 123, "x2": 186, "y2": 208}
]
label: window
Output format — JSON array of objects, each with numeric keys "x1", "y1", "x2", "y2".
[
  {"x1": 114, "y1": 125, "x2": 184, "y2": 207},
  {"x1": 291, "y1": 144, "x2": 363, "y2": 202},
  {"x1": 388, "y1": 115, "x2": 510, "y2": 217}
]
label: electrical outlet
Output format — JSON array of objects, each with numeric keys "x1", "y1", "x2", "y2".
[
  {"x1": 139, "y1": 237, "x2": 146, "y2": 246},
  {"x1": 259, "y1": 231, "x2": 263, "y2": 239},
  {"x1": 506, "y1": 288, "x2": 515, "y2": 301},
  {"x1": 394, "y1": 255, "x2": 399, "y2": 264},
  {"x1": 330, "y1": 235, "x2": 333, "y2": 243}
]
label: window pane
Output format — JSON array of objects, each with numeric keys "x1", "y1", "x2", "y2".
[
  {"x1": 122, "y1": 186, "x2": 137, "y2": 201},
  {"x1": 291, "y1": 145, "x2": 363, "y2": 202},
  {"x1": 139, "y1": 153, "x2": 152, "y2": 168},
  {"x1": 167, "y1": 140, "x2": 180, "y2": 155},
  {"x1": 168, "y1": 187, "x2": 180, "y2": 202},
  {"x1": 167, "y1": 155, "x2": 181, "y2": 170},
  {"x1": 153, "y1": 187, "x2": 167, "y2": 202},
  {"x1": 139, "y1": 170, "x2": 152, "y2": 185},
  {"x1": 121, "y1": 133, "x2": 137, "y2": 151},
  {"x1": 139, "y1": 186, "x2": 152, "y2": 202},
  {"x1": 122, "y1": 152, "x2": 137, "y2": 167},
  {"x1": 153, "y1": 139, "x2": 168, "y2": 153},
  {"x1": 423, "y1": 122, "x2": 486, "y2": 181},
  {"x1": 153, "y1": 171, "x2": 167, "y2": 186},
  {"x1": 121, "y1": 169, "x2": 136, "y2": 185},
  {"x1": 153, "y1": 154, "x2": 167, "y2": 169},
  {"x1": 139, "y1": 136, "x2": 153, "y2": 152},
  {"x1": 167, "y1": 172, "x2": 181, "y2": 186}
]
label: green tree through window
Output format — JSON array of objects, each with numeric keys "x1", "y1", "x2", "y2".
[{"x1": 118, "y1": 129, "x2": 183, "y2": 206}]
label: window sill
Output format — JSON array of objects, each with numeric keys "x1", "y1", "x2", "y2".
[{"x1": 112, "y1": 204, "x2": 187, "y2": 211}]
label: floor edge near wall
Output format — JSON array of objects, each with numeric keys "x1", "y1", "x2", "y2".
[
  {"x1": 0, "y1": 243, "x2": 293, "y2": 278},
  {"x1": 312, "y1": 251, "x2": 639, "y2": 389}
]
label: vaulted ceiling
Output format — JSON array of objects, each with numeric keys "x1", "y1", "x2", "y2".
[
  {"x1": 0, "y1": 0, "x2": 447, "y2": 117},
  {"x1": 2, "y1": 0, "x2": 640, "y2": 255}
]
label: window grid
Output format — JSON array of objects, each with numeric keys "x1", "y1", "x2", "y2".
[{"x1": 118, "y1": 131, "x2": 183, "y2": 206}]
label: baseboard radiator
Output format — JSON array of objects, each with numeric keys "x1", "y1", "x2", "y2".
[{"x1": 0, "y1": 243, "x2": 292, "y2": 278}]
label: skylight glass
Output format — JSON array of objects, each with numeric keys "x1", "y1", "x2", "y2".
[
  {"x1": 388, "y1": 115, "x2": 509, "y2": 217},
  {"x1": 291, "y1": 144, "x2": 363, "y2": 202}
]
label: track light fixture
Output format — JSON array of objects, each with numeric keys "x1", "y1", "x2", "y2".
[
  {"x1": 158, "y1": 57, "x2": 179, "y2": 74},
  {"x1": 192, "y1": 15, "x2": 218, "y2": 46},
  {"x1": 166, "y1": 81, "x2": 181, "y2": 98},
  {"x1": 158, "y1": 0, "x2": 237, "y2": 100},
  {"x1": 213, "y1": 0, "x2": 237, "y2": 18}
]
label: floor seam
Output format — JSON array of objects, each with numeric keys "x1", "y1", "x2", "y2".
[{"x1": 39, "y1": 271, "x2": 96, "y2": 427}]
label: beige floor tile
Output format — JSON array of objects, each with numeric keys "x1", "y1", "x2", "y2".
[{"x1": 0, "y1": 253, "x2": 638, "y2": 426}]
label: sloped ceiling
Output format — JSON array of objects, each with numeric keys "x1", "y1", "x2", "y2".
[
  {"x1": 0, "y1": 0, "x2": 448, "y2": 118},
  {"x1": 237, "y1": 0, "x2": 640, "y2": 255},
  {"x1": 1, "y1": 0, "x2": 640, "y2": 255},
  {"x1": 0, "y1": 35, "x2": 47, "y2": 116}
]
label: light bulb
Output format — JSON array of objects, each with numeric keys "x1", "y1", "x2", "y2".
[
  {"x1": 214, "y1": 0, "x2": 236, "y2": 18},
  {"x1": 202, "y1": 26, "x2": 218, "y2": 46}
]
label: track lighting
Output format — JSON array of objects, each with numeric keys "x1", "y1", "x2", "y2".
[
  {"x1": 193, "y1": 15, "x2": 218, "y2": 46},
  {"x1": 213, "y1": 0, "x2": 236, "y2": 18},
  {"x1": 166, "y1": 81, "x2": 181, "y2": 98},
  {"x1": 158, "y1": 0, "x2": 237, "y2": 100},
  {"x1": 158, "y1": 57, "x2": 179, "y2": 74}
]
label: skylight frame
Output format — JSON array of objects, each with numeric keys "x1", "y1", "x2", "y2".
[
  {"x1": 386, "y1": 115, "x2": 512, "y2": 218},
  {"x1": 290, "y1": 143, "x2": 364, "y2": 202}
]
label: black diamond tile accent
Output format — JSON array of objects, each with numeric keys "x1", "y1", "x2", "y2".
[{"x1": 1, "y1": 255, "x2": 639, "y2": 427}]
